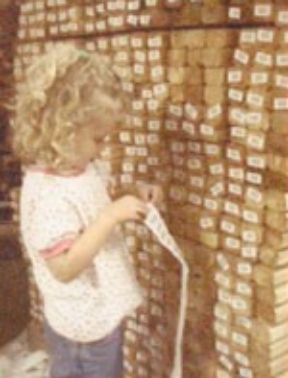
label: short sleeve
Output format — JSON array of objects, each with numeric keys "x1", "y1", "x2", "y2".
[{"x1": 30, "y1": 192, "x2": 83, "y2": 259}]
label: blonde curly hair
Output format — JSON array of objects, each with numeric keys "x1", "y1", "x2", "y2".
[{"x1": 12, "y1": 44, "x2": 128, "y2": 170}]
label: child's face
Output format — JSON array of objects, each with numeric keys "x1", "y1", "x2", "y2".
[{"x1": 72, "y1": 122, "x2": 113, "y2": 168}]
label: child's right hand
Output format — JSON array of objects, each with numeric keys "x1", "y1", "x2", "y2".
[{"x1": 105, "y1": 195, "x2": 149, "y2": 223}]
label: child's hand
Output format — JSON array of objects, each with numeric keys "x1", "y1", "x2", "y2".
[
  {"x1": 106, "y1": 195, "x2": 149, "y2": 223},
  {"x1": 136, "y1": 183, "x2": 164, "y2": 206}
]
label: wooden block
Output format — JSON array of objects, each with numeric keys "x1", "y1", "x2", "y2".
[
  {"x1": 252, "y1": 318, "x2": 288, "y2": 345},
  {"x1": 200, "y1": 230, "x2": 219, "y2": 249},
  {"x1": 170, "y1": 4, "x2": 202, "y2": 28},
  {"x1": 268, "y1": 153, "x2": 288, "y2": 176},
  {"x1": 204, "y1": 68, "x2": 226, "y2": 86},
  {"x1": 186, "y1": 66, "x2": 204, "y2": 85},
  {"x1": 167, "y1": 48, "x2": 187, "y2": 66},
  {"x1": 167, "y1": 66, "x2": 187, "y2": 85},
  {"x1": 265, "y1": 171, "x2": 288, "y2": 192},
  {"x1": 206, "y1": 29, "x2": 237, "y2": 47},
  {"x1": 252, "y1": 337, "x2": 288, "y2": 361},
  {"x1": 265, "y1": 189, "x2": 288, "y2": 211},
  {"x1": 171, "y1": 30, "x2": 205, "y2": 49},
  {"x1": 267, "y1": 132, "x2": 288, "y2": 155},
  {"x1": 265, "y1": 228, "x2": 288, "y2": 249},
  {"x1": 260, "y1": 246, "x2": 288, "y2": 267},
  {"x1": 252, "y1": 351, "x2": 288, "y2": 377},
  {"x1": 256, "y1": 300, "x2": 288, "y2": 324},
  {"x1": 220, "y1": 215, "x2": 242, "y2": 237},
  {"x1": 200, "y1": 48, "x2": 232, "y2": 68},
  {"x1": 265, "y1": 209, "x2": 288, "y2": 232},
  {"x1": 201, "y1": 5, "x2": 227, "y2": 24},
  {"x1": 185, "y1": 85, "x2": 204, "y2": 103},
  {"x1": 254, "y1": 264, "x2": 288, "y2": 287},
  {"x1": 204, "y1": 86, "x2": 226, "y2": 106},
  {"x1": 186, "y1": 48, "x2": 202, "y2": 66},
  {"x1": 257, "y1": 283, "x2": 288, "y2": 306}
]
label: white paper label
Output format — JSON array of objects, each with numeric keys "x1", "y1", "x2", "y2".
[
  {"x1": 275, "y1": 74, "x2": 288, "y2": 89},
  {"x1": 241, "y1": 245, "x2": 258, "y2": 259},
  {"x1": 207, "y1": 104, "x2": 222, "y2": 119},
  {"x1": 221, "y1": 220, "x2": 236, "y2": 234},
  {"x1": 200, "y1": 217, "x2": 214, "y2": 229},
  {"x1": 225, "y1": 237, "x2": 241, "y2": 250},
  {"x1": 185, "y1": 103, "x2": 198, "y2": 120},
  {"x1": 183, "y1": 121, "x2": 196, "y2": 135},
  {"x1": 232, "y1": 331, "x2": 248, "y2": 347},
  {"x1": 203, "y1": 144, "x2": 218, "y2": 156},
  {"x1": 278, "y1": 11, "x2": 288, "y2": 24},
  {"x1": 232, "y1": 296, "x2": 248, "y2": 311},
  {"x1": 219, "y1": 355, "x2": 234, "y2": 371},
  {"x1": 242, "y1": 230, "x2": 257, "y2": 243},
  {"x1": 218, "y1": 288, "x2": 232, "y2": 304},
  {"x1": 225, "y1": 201, "x2": 240, "y2": 216},
  {"x1": 240, "y1": 31, "x2": 256, "y2": 44},
  {"x1": 236, "y1": 282, "x2": 252, "y2": 297},
  {"x1": 146, "y1": 0, "x2": 158, "y2": 6},
  {"x1": 276, "y1": 54, "x2": 288, "y2": 67},
  {"x1": 257, "y1": 29, "x2": 274, "y2": 43},
  {"x1": 229, "y1": 89, "x2": 244, "y2": 102},
  {"x1": 247, "y1": 133, "x2": 265, "y2": 150},
  {"x1": 210, "y1": 182, "x2": 225, "y2": 196},
  {"x1": 217, "y1": 254, "x2": 230, "y2": 271},
  {"x1": 255, "y1": 52, "x2": 273, "y2": 66},
  {"x1": 234, "y1": 352, "x2": 250, "y2": 367},
  {"x1": 148, "y1": 36, "x2": 163, "y2": 48},
  {"x1": 237, "y1": 262, "x2": 252, "y2": 275},
  {"x1": 228, "y1": 70, "x2": 243, "y2": 83},
  {"x1": 274, "y1": 98, "x2": 288, "y2": 110},
  {"x1": 254, "y1": 5, "x2": 272, "y2": 17},
  {"x1": 250, "y1": 72, "x2": 268, "y2": 85},
  {"x1": 216, "y1": 341, "x2": 230, "y2": 355},
  {"x1": 246, "y1": 111, "x2": 262, "y2": 125},
  {"x1": 231, "y1": 126, "x2": 246, "y2": 139},
  {"x1": 227, "y1": 148, "x2": 241, "y2": 162},
  {"x1": 205, "y1": 198, "x2": 219, "y2": 211},
  {"x1": 169, "y1": 104, "x2": 183, "y2": 117},
  {"x1": 128, "y1": 0, "x2": 140, "y2": 10},
  {"x1": 247, "y1": 155, "x2": 266, "y2": 169},
  {"x1": 188, "y1": 193, "x2": 202, "y2": 206},
  {"x1": 148, "y1": 49, "x2": 161, "y2": 61},
  {"x1": 243, "y1": 209, "x2": 259, "y2": 224},
  {"x1": 246, "y1": 93, "x2": 264, "y2": 107},
  {"x1": 228, "y1": 183, "x2": 242, "y2": 196},
  {"x1": 230, "y1": 108, "x2": 246, "y2": 125},
  {"x1": 229, "y1": 7, "x2": 241, "y2": 20},
  {"x1": 229, "y1": 167, "x2": 244, "y2": 180},
  {"x1": 246, "y1": 187, "x2": 263, "y2": 204},
  {"x1": 234, "y1": 49, "x2": 250, "y2": 65},
  {"x1": 200, "y1": 123, "x2": 214, "y2": 136}
]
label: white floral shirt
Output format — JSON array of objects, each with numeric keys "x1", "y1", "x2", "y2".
[{"x1": 20, "y1": 161, "x2": 143, "y2": 342}]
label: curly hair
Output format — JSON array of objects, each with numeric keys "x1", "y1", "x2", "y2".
[{"x1": 12, "y1": 44, "x2": 128, "y2": 170}]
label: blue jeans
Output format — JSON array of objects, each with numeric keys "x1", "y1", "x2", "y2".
[{"x1": 44, "y1": 322, "x2": 124, "y2": 378}]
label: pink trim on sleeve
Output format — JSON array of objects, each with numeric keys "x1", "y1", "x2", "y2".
[{"x1": 41, "y1": 236, "x2": 77, "y2": 259}]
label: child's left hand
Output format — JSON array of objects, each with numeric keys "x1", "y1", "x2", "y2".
[{"x1": 136, "y1": 183, "x2": 164, "y2": 207}]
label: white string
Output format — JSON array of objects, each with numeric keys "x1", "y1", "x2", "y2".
[{"x1": 144, "y1": 204, "x2": 189, "y2": 378}]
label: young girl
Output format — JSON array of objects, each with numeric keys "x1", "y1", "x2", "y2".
[{"x1": 12, "y1": 44, "x2": 162, "y2": 378}]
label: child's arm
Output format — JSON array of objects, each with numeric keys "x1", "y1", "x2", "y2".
[{"x1": 46, "y1": 195, "x2": 148, "y2": 283}]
